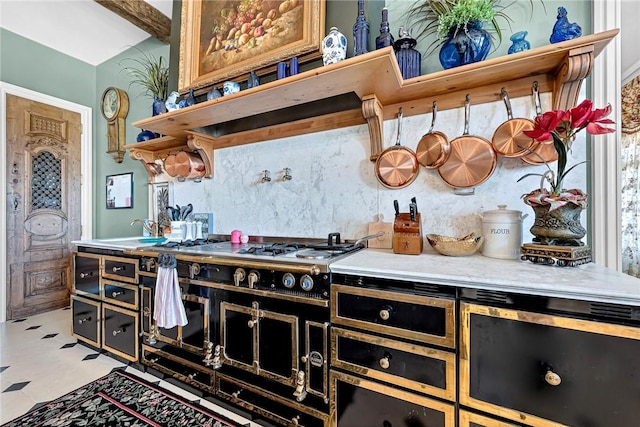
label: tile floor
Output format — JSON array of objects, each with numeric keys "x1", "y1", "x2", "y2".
[{"x1": 0, "y1": 307, "x2": 261, "y2": 426}]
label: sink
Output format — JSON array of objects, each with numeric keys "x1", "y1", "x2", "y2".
[{"x1": 139, "y1": 237, "x2": 167, "y2": 243}]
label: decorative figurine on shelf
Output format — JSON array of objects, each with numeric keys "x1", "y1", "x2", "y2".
[
  {"x1": 550, "y1": 6, "x2": 582, "y2": 43},
  {"x1": 376, "y1": 7, "x2": 394, "y2": 49},
  {"x1": 247, "y1": 71, "x2": 260, "y2": 88},
  {"x1": 394, "y1": 27, "x2": 421, "y2": 79},
  {"x1": 206, "y1": 88, "x2": 222, "y2": 100},
  {"x1": 185, "y1": 88, "x2": 196, "y2": 107},
  {"x1": 353, "y1": 0, "x2": 370, "y2": 56},
  {"x1": 165, "y1": 91, "x2": 180, "y2": 111},
  {"x1": 508, "y1": 31, "x2": 531, "y2": 54},
  {"x1": 322, "y1": 27, "x2": 347, "y2": 66}
]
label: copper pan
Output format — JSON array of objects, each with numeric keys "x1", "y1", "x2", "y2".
[
  {"x1": 375, "y1": 108, "x2": 419, "y2": 189},
  {"x1": 175, "y1": 151, "x2": 205, "y2": 179},
  {"x1": 416, "y1": 101, "x2": 450, "y2": 169},
  {"x1": 522, "y1": 81, "x2": 558, "y2": 165},
  {"x1": 163, "y1": 154, "x2": 179, "y2": 177},
  {"x1": 437, "y1": 95, "x2": 497, "y2": 189},
  {"x1": 491, "y1": 87, "x2": 536, "y2": 157}
]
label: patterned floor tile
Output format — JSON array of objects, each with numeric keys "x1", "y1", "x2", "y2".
[
  {"x1": 3, "y1": 381, "x2": 30, "y2": 392},
  {"x1": 82, "y1": 353, "x2": 100, "y2": 361},
  {"x1": 42, "y1": 333, "x2": 58, "y2": 339},
  {"x1": 0, "y1": 366, "x2": 7, "y2": 373},
  {"x1": 61, "y1": 342, "x2": 77, "y2": 349},
  {"x1": 25, "y1": 325, "x2": 41, "y2": 330}
]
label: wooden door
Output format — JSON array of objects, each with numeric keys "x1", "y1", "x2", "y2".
[{"x1": 5, "y1": 94, "x2": 82, "y2": 319}]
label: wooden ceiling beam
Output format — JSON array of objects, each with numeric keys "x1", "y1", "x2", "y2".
[{"x1": 94, "y1": 0, "x2": 171, "y2": 44}]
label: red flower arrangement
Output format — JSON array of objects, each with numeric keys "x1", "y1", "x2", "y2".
[{"x1": 518, "y1": 99, "x2": 615, "y2": 210}]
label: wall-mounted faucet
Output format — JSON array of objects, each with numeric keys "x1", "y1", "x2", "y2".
[
  {"x1": 282, "y1": 168, "x2": 292, "y2": 181},
  {"x1": 261, "y1": 170, "x2": 271, "y2": 183}
]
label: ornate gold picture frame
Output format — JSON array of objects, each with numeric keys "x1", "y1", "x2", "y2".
[{"x1": 178, "y1": 0, "x2": 325, "y2": 92}]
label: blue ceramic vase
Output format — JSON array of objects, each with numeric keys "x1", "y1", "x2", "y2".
[
  {"x1": 136, "y1": 129, "x2": 156, "y2": 142},
  {"x1": 508, "y1": 31, "x2": 531, "y2": 54},
  {"x1": 439, "y1": 21, "x2": 491, "y2": 69},
  {"x1": 152, "y1": 96, "x2": 167, "y2": 116},
  {"x1": 322, "y1": 27, "x2": 347, "y2": 66}
]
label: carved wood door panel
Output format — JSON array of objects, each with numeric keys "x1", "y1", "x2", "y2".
[{"x1": 5, "y1": 94, "x2": 82, "y2": 319}]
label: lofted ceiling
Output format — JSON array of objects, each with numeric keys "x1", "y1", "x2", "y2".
[{"x1": 0, "y1": 0, "x2": 173, "y2": 66}]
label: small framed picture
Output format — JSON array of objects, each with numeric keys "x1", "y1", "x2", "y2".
[{"x1": 106, "y1": 172, "x2": 133, "y2": 209}]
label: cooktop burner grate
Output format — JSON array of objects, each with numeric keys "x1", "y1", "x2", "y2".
[
  {"x1": 154, "y1": 238, "x2": 224, "y2": 248},
  {"x1": 239, "y1": 242, "x2": 305, "y2": 256}
]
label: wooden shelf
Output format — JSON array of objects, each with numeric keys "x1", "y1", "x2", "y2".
[{"x1": 130, "y1": 29, "x2": 618, "y2": 179}]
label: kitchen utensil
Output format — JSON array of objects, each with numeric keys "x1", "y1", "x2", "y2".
[
  {"x1": 426, "y1": 233, "x2": 483, "y2": 256},
  {"x1": 491, "y1": 87, "x2": 536, "y2": 157},
  {"x1": 367, "y1": 214, "x2": 393, "y2": 249},
  {"x1": 164, "y1": 154, "x2": 179, "y2": 177},
  {"x1": 480, "y1": 204, "x2": 528, "y2": 260},
  {"x1": 394, "y1": 200, "x2": 400, "y2": 217},
  {"x1": 522, "y1": 81, "x2": 558, "y2": 165},
  {"x1": 437, "y1": 95, "x2": 497, "y2": 189},
  {"x1": 175, "y1": 151, "x2": 205, "y2": 179},
  {"x1": 307, "y1": 232, "x2": 385, "y2": 252},
  {"x1": 416, "y1": 101, "x2": 451, "y2": 169},
  {"x1": 375, "y1": 108, "x2": 420, "y2": 189}
]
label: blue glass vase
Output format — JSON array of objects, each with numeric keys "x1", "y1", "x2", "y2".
[
  {"x1": 352, "y1": 0, "x2": 369, "y2": 56},
  {"x1": 152, "y1": 96, "x2": 167, "y2": 116},
  {"x1": 394, "y1": 27, "x2": 421, "y2": 79},
  {"x1": 438, "y1": 21, "x2": 491, "y2": 70},
  {"x1": 136, "y1": 129, "x2": 156, "y2": 142},
  {"x1": 508, "y1": 31, "x2": 531, "y2": 54}
]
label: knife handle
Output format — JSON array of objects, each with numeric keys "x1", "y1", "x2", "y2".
[{"x1": 394, "y1": 200, "x2": 400, "y2": 217}]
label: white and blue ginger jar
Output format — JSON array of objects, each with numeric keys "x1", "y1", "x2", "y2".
[{"x1": 322, "y1": 27, "x2": 347, "y2": 66}]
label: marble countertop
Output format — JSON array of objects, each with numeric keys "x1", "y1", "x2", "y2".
[
  {"x1": 72, "y1": 237, "x2": 161, "y2": 250},
  {"x1": 330, "y1": 249, "x2": 640, "y2": 306}
]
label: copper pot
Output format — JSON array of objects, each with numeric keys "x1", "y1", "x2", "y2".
[
  {"x1": 175, "y1": 151, "x2": 205, "y2": 179},
  {"x1": 164, "y1": 154, "x2": 179, "y2": 177},
  {"x1": 375, "y1": 108, "x2": 419, "y2": 189}
]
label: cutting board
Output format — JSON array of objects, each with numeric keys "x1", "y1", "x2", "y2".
[{"x1": 367, "y1": 215, "x2": 393, "y2": 249}]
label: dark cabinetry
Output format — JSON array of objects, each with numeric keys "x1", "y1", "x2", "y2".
[
  {"x1": 330, "y1": 280, "x2": 456, "y2": 426},
  {"x1": 71, "y1": 250, "x2": 140, "y2": 362},
  {"x1": 460, "y1": 302, "x2": 640, "y2": 427}
]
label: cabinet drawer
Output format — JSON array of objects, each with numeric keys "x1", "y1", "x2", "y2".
[
  {"x1": 102, "y1": 303, "x2": 138, "y2": 362},
  {"x1": 141, "y1": 345, "x2": 214, "y2": 393},
  {"x1": 74, "y1": 253, "x2": 100, "y2": 296},
  {"x1": 215, "y1": 372, "x2": 329, "y2": 427},
  {"x1": 459, "y1": 410, "x2": 521, "y2": 427},
  {"x1": 102, "y1": 280, "x2": 138, "y2": 309},
  {"x1": 71, "y1": 295, "x2": 100, "y2": 347},
  {"x1": 331, "y1": 370, "x2": 454, "y2": 427},
  {"x1": 331, "y1": 284, "x2": 455, "y2": 348},
  {"x1": 460, "y1": 303, "x2": 640, "y2": 427},
  {"x1": 102, "y1": 255, "x2": 138, "y2": 284},
  {"x1": 331, "y1": 327, "x2": 455, "y2": 401}
]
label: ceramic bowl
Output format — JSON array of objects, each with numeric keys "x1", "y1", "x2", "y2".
[{"x1": 426, "y1": 233, "x2": 483, "y2": 256}]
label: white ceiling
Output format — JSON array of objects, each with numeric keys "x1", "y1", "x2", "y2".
[
  {"x1": 0, "y1": 1, "x2": 637, "y2": 78},
  {"x1": 0, "y1": 0, "x2": 173, "y2": 66}
]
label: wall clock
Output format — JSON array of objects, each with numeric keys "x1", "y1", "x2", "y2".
[{"x1": 100, "y1": 87, "x2": 129, "y2": 163}]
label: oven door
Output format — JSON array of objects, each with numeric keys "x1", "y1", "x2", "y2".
[
  {"x1": 221, "y1": 300, "x2": 299, "y2": 386},
  {"x1": 140, "y1": 275, "x2": 211, "y2": 354}
]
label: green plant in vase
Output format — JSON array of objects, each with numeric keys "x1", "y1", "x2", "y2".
[
  {"x1": 120, "y1": 49, "x2": 169, "y2": 115},
  {"x1": 407, "y1": 0, "x2": 542, "y2": 69}
]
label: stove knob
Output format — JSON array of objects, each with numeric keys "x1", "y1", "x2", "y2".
[
  {"x1": 282, "y1": 273, "x2": 296, "y2": 289},
  {"x1": 300, "y1": 274, "x2": 314, "y2": 291},
  {"x1": 234, "y1": 268, "x2": 246, "y2": 286},
  {"x1": 248, "y1": 270, "x2": 260, "y2": 288}
]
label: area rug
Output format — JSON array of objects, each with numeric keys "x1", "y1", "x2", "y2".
[{"x1": 1, "y1": 369, "x2": 244, "y2": 427}]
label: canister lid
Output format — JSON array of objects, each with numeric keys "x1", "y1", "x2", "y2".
[{"x1": 482, "y1": 204, "x2": 525, "y2": 220}]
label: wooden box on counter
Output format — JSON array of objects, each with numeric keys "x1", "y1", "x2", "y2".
[{"x1": 393, "y1": 213, "x2": 423, "y2": 255}]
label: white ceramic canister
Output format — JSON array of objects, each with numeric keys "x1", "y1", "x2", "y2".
[{"x1": 480, "y1": 205, "x2": 528, "y2": 260}]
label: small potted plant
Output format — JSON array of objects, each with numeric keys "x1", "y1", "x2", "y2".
[
  {"x1": 120, "y1": 49, "x2": 170, "y2": 116},
  {"x1": 407, "y1": 0, "x2": 541, "y2": 69}
]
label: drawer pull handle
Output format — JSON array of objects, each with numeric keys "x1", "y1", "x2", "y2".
[
  {"x1": 379, "y1": 308, "x2": 392, "y2": 321},
  {"x1": 188, "y1": 372, "x2": 197, "y2": 380},
  {"x1": 79, "y1": 271, "x2": 93, "y2": 279},
  {"x1": 112, "y1": 266, "x2": 125, "y2": 273},
  {"x1": 112, "y1": 327, "x2": 126, "y2": 336},
  {"x1": 379, "y1": 355, "x2": 390, "y2": 369},
  {"x1": 545, "y1": 368, "x2": 562, "y2": 386},
  {"x1": 247, "y1": 319, "x2": 258, "y2": 328},
  {"x1": 78, "y1": 316, "x2": 91, "y2": 324},
  {"x1": 291, "y1": 416, "x2": 300, "y2": 426},
  {"x1": 232, "y1": 390, "x2": 242, "y2": 400},
  {"x1": 111, "y1": 290, "x2": 124, "y2": 298}
]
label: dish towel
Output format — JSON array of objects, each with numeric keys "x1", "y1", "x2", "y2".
[{"x1": 154, "y1": 253, "x2": 188, "y2": 329}]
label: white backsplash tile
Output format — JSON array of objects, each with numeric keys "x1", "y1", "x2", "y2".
[{"x1": 168, "y1": 93, "x2": 587, "y2": 243}]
